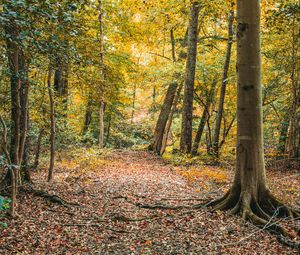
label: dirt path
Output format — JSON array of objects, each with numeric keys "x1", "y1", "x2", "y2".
[{"x1": 0, "y1": 150, "x2": 298, "y2": 254}]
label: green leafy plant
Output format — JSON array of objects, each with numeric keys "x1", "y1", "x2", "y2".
[{"x1": 0, "y1": 195, "x2": 10, "y2": 228}]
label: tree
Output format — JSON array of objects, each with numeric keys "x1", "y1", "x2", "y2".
[
  {"x1": 47, "y1": 67, "x2": 56, "y2": 182},
  {"x1": 180, "y1": 1, "x2": 200, "y2": 153},
  {"x1": 209, "y1": 0, "x2": 299, "y2": 242},
  {"x1": 149, "y1": 81, "x2": 178, "y2": 154},
  {"x1": 98, "y1": 0, "x2": 106, "y2": 148},
  {"x1": 211, "y1": 8, "x2": 234, "y2": 159},
  {"x1": 192, "y1": 78, "x2": 217, "y2": 155}
]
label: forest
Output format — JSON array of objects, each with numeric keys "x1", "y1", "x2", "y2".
[{"x1": 0, "y1": 0, "x2": 299, "y2": 254}]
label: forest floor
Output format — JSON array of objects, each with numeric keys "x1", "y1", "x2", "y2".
[{"x1": 0, "y1": 149, "x2": 299, "y2": 254}]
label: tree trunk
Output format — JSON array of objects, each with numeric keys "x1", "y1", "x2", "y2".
[
  {"x1": 19, "y1": 51, "x2": 31, "y2": 182},
  {"x1": 47, "y1": 68, "x2": 55, "y2": 182},
  {"x1": 98, "y1": 0, "x2": 106, "y2": 148},
  {"x1": 192, "y1": 79, "x2": 217, "y2": 155},
  {"x1": 211, "y1": 10, "x2": 234, "y2": 158},
  {"x1": 170, "y1": 29, "x2": 176, "y2": 62},
  {"x1": 209, "y1": 0, "x2": 299, "y2": 240},
  {"x1": 5, "y1": 16, "x2": 21, "y2": 216},
  {"x1": 131, "y1": 83, "x2": 137, "y2": 123},
  {"x1": 82, "y1": 99, "x2": 93, "y2": 136},
  {"x1": 98, "y1": 101, "x2": 105, "y2": 148},
  {"x1": 149, "y1": 82, "x2": 178, "y2": 154},
  {"x1": 160, "y1": 82, "x2": 183, "y2": 155},
  {"x1": 33, "y1": 128, "x2": 44, "y2": 170},
  {"x1": 180, "y1": 1, "x2": 200, "y2": 153}
]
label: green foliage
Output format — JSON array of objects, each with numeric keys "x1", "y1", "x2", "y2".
[{"x1": 0, "y1": 196, "x2": 10, "y2": 211}]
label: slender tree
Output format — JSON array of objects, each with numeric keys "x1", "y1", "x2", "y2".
[
  {"x1": 47, "y1": 68, "x2": 55, "y2": 182},
  {"x1": 98, "y1": 0, "x2": 106, "y2": 148},
  {"x1": 149, "y1": 81, "x2": 178, "y2": 154},
  {"x1": 180, "y1": 1, "x2": 200, "y2": 153},
  {"x1": 212, "y1": 9, "x2": 234, "y2": 158},
  {"x1": 209, "y1": 0, "x2": 299, "y2": 241},
  {"x1": 192, "y1": 78, "x2": 217, "y2": 155}
]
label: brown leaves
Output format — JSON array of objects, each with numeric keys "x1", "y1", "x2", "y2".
[{"x1": 0, "y1": 149, "x2": 298, "y2": 254}]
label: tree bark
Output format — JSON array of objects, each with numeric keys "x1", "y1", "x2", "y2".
[
  {"x1": 192, "y1": 79, "x2": 217, "y2": 155},
  {"x1": 211, "y1": 10, "x2": 234, "y2": 158},
  {"x1": 98, "y1": 0, "x2": 106, "y2": 148},
  {"x1": 180, "y1": 1, "x2": 200, "y2": 153},
  {"x1": 47, "y1": 68, "x2": 55, "y2": 182},
  {"x1": 149, "y1": 82, "x2": 178, "y2": 154},
  {"x1": 98, "y1": 101, "x2": 105, "y2": 148},
  {"x1": 4, "y1": 14, "x2": 21, "y2": 216},
  {"x1": 160, "y1": 82, "x2": 183, "y2": 155},
  {"x1": 209, "y1": 1, "x2": 300, "y2": 238}
]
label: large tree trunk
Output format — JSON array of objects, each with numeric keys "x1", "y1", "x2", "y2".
[
  {"x1": 211, "y1": 10, "x2": 234, "y2": 158},
  {"x1": 149, "y1": 82, "x2": 178, "y2": 154},
  {"x1": 209, "y1": 0, "x2": 299, "y2": 242},
  {"x1": 192, "y1": 79, "x2": 217, "y2": 155},
  {"x1": 180, "y1": 1, "x2": 200, "y2": 153}
]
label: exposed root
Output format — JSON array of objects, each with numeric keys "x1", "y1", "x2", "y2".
[
  {"x1": 110, "y1": 213, "x2": 159, "y2": 222},
  {"x1": 208, "y1": 190, "x2": 300, "y2": 250},
  {"x1": 113, "y1": 196, "x2": 204, "y2": 210},
  {"x1": 23, "y1": 186, "x2": 79, "y2": 208}
]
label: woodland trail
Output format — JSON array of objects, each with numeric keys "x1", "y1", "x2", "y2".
[{"x1": 0, "y1": 150, "x2": 298, "y2": 254}]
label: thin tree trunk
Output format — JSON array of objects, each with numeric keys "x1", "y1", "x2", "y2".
[
  {"x1": 180, "y1": 1, "x2": 200, "y2": 153},
  {"x1": 98, "y1": 101, "x2": 105, "y2": 148},
  {"x1": 212, "y1": 10, "x2": 234, "y2": 158},
  {"x1": 192, "y1": 79, "x2": 217, "y2": 155},
  {"x1": 47, "y1": 68, "x2": 55, "y2": 182},
  {"x1": 98, "y1": 0, "x2": 106, "y2": 148},
  {"x1": 5, "y1": 16, "x2": 20, "y2": 216},
  {"x1": 170, "y1": 29, "x2": 176, "y2": 62},
  {"x1": 34, "y1": 128, "x2": 44, "y2": 170},
  {"x1": 149, "y1": 82, "x2": 178, "y2": 154},
  {"x1": 160, "y1": 82, "x2": 183, "y2": 155},
  {"x1": 82, "y1": 99, "x2": 93, "y2": 136},
  {"x1": 131, "y1": 83, "x2": 137, "y2": 123},
  {"x1": 19, "y1": 51, "x2": 30, "y2": 177},
  {"x1": 277, "y1": 112, "x2": 290, "y2": 156}
]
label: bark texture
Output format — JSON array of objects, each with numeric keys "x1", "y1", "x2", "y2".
[
  {"x1": 47, "y1": 68, "x2": 55, "y2": 182},
  {"x1": 180, "y1": 1, "x2": 200, "y2": 153},
  {"x1": 160, "y1": 82, "x2": 183, "y2": 155},
  {"x1": 208, "y1": 0, "x2": 300, "y2": 245},
  {"x1": 149, "y1": 82, "x2": 178, "y2": 154}
]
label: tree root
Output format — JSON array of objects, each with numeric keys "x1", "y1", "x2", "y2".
[
  {"x1": 208, "y1": 190, "x2": 300, "y2": 250},
  {"x1": 113, "y1": 196, "x2": 204, "y2": 210},
  {"x1": 23, "y1": 187, "x2": 79, "y2": 208},
  {"x1": 110, "y1": 213, "x2": 159, "y2": 222}
]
